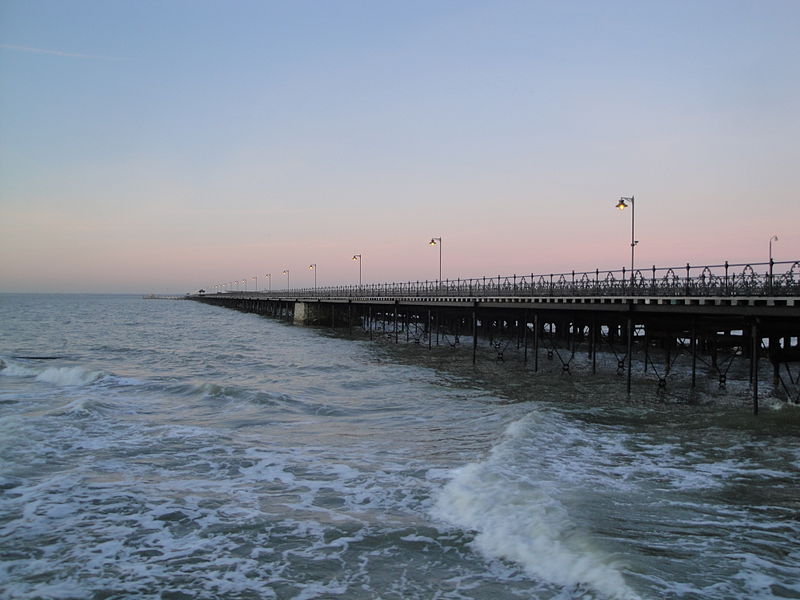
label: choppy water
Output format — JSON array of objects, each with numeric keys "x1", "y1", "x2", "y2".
[{"x1": 1, "y1": 294, "x2": 798, "y2": 600}]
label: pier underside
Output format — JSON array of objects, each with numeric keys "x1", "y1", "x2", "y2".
[{"x1": 193, "y1": 294, "x2": 800, "y2": 414}]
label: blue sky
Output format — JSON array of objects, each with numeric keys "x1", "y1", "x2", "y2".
[{"x1": 1, "y1": 1, "x2": 798, "y2": 293}]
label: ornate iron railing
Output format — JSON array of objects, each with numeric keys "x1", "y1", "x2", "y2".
[{"x1": 220, "y1": 260, "x2": 800, "y2": 299}]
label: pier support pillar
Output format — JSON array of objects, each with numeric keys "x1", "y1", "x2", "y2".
[
  {"x1": 626, "y1": 314, "x2": 633, "y2": 395},
  {"x1": 691, "y1": 320, "x2": 697, "y2": 388},
  {"x1": 472, "y1": 303, "x2": 479, "y2": 365},
  {"x1": 752, "y1": 320, "x2": 760, "y2": 415}
]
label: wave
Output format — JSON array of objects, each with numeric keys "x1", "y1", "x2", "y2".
[
  {"x1": 1, "y1": 358, "x2": 104, "y2": 386},
  {"x1": 433, "y1": 412, "x2": 641, "y2": 600},
  {"x1": 36, "y1": 366, "x2": 105, "y2": 386},
  {"x1": 2, "y1": 356, "x2": 354, "y2": 417}
]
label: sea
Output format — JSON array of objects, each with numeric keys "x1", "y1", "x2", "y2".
[{"x1": 1, "y1": 293, "x2": 798, "y2": 600}]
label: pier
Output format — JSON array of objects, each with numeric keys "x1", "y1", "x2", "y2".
[{"x1": 192, "y1": 260, "x2": 800, "y2": 414}]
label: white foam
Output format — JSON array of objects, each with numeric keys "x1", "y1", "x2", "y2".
[
  {"x1": 0, "y1": 360, "x2": 39, "y2": 377},
  {"x1": 0, "y1": 359, "x2": 104, "y2": 387},
  {"x1": 35, "y1": 366, "x2": 104, "y2": 387},
  {"x1": 433, "y1": 413, "x2": 641, "y2": 600}
]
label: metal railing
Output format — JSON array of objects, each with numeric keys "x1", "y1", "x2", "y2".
[{"x1": 217, "y1": 260, "x2": 800, "y2": 299}]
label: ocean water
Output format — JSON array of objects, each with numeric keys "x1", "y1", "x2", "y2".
[{"x1": 1, "y1": 294, "x2": 798, "y2": 600}]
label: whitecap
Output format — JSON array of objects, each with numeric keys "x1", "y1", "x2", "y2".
[
  {"x1": 0, "y1": 359, "x2": 39, "y2": 377},
  {"x1": 432, "y1": 412, "x2": 641, "y2": 600},
  {"x1": 35, "y1": 366, "x2": 104, "y2": 386}
]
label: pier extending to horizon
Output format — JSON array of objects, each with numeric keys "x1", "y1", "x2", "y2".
[{"x1": 192, "y1": 260, "x2": 800, "y2": 414}]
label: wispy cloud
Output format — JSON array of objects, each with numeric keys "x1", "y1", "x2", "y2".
[{"x1": 0, "y1": 44, "x2": 122, "y2": 61}]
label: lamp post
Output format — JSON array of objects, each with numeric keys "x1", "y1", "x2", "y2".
[
  {"x1": 265, "y1": 273, "x2": 271, "y2": 292},
  {"x1": 429, "y1": 237, "x2": 442, "y2": 285},
  {"x1": 352, "y1": 254, "x2": 362, "y2": 289},
  {"x1": 243, "y1": 278, "x2": 248, "y2": 292},
  {"x1": 615, "y1": 196, "x2": 637, "y2": 287},
  {"x1": 252, "y1": 276, "x2": 258, "y2": 292},
  {"x1": 282, "y1": 269, "x2": 289, "y2": 292},
  {"x1": 308, "y1": 264, "x2": 317, "y2": 292},
  {"x1": 769, "y1": 235, "x2": 779, "y2": 293}
]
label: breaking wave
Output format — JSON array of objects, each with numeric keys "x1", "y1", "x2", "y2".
[{"x1": 433, "y1": 413, "x2": 641, "y2": 600}]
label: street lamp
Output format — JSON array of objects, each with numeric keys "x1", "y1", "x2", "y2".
[
  {"x1": 265, "y1": 273, "x2": 271, "y2": 292},
  {"x1": 352, "y1": 254, "x2": 362, "y2": 288},
  {"x1": 308, "y1": 264, "x2": 317, "y2": 291},
  {"x1": 615, "y1": 196, "x2": 637, "y2": 286},
  {"x1": 282, "y1": 269, "x2": 289, "y2": 291},
  {"x1": 429, "y1": 237, "x2": 442, "y2": 284},
  {"x1": 252, "y1": 275, "x2": 258, "y2": 292},
  {"x1": 769, "y1": 234, "x2": 779, "y2": 293}
]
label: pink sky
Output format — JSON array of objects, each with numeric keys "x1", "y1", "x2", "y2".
[{"x1": 1, "y1": 2, "x2": 798, "y2": 293}]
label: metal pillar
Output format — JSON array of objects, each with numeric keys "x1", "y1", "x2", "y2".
[
  {"x1": 589, "y1": 313, "x2": 598, "y2": 375},
  {"x1": 626, "y1": 314, "x2": 633, "y2": 395},
  {"x1": 691, "y1": 320, "x2": 697, "y2": 388},
  {"x1": 427, "y1": 309, "x2": 432, "y2": 350},
  {"x1": 752, "y1": 320, "x2": 759, "y2": 415},
  {"x1": 523, "y1": 309, "x2": 529, "y2": 364},
  {"x1": 534, "y1": 312, "x2": 540, "y2": 372},
  {"x1": 472, "y1": 303, "x2": 479, "y2": 365}
]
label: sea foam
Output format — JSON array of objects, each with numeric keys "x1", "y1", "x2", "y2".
[
  {"x1": 0, "y1": 358, "x2": 105, "y2": 387},
  {"x1": 35, "y1": 366, "x2": 104, "y2": 387},
  {"x1": 433, "y1": 412, "x2": 641, "y2": 600}
]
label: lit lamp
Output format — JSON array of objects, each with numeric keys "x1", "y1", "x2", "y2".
[
  {"x1": 308, "y1": 264, "x2": 317, "y2": 291},
  {"x1": 429, "y1": 237, "x2": 442, "y2": 284},
  {"x1": 352, "y1": 254, "x2": 362, "y2": 288},
  {"x1": 615, "y1": 196, "x2": 637, "y2": 286},
  {"x1": 282, "y1": 269, "x2": 289, "y2": 291}
]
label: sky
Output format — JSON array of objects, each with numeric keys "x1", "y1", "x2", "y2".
[{"x1": 1, "y1": 0, "x2": 798, "y2": 293}]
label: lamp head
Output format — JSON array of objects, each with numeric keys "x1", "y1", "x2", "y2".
[
  {"x1": 352, "y1": 255, "x2": 360, "y2": 261},
  {"x1": 616, "y1": 198, "x2": 628, "y2": 210},
  {"x1": 429, "y1": 238, "x2": 438, "y2": 246},
  {"x1": 308, "y1": 264, "x2": 315, "y2": 270}
]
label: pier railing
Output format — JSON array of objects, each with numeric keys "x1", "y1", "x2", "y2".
[{"x1": 223, "y1": 260, "x2": 800, "y2": 299}]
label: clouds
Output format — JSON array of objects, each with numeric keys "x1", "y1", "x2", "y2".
[{"x1": 0, "y1": 43, "x2": 121, "y2": 61}]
